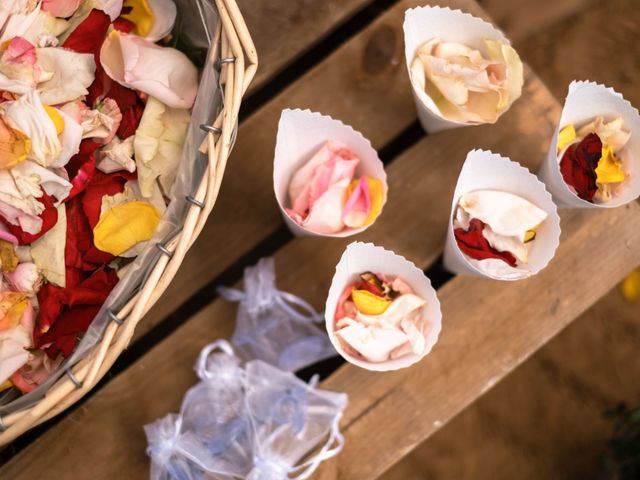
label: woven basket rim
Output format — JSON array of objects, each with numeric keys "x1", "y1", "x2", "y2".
[{"x1": 0, "y1": 0, "x2": 257, "y2": 445}]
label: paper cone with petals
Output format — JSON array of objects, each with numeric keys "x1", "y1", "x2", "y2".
[
  {"x1": 539, "y1": 80, "x2": 640, "y2": 208},
  {"x1": 403, "y1": 6, "x2": 515, "y2": 133},
  {"x1": 444, "y1": 150, "x2": 561, "y2": 281},
  {"x1": 325, "y1": 242, "x2": 442, "y2": 372},
  {"x1": 273, "y1": 109, "x2": 388, "y2": 237}
]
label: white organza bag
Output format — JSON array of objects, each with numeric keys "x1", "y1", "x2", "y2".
[
  {"x1": 218, "y1": 258, "x2": 337, "y2": 372},
  {"x1": 145, "y1": 341, "x2": 348, "y2": 480}
]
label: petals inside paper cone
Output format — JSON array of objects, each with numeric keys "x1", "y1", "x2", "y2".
[
  {"x1": 410, "y1": 37, "x2": 523, "y2": 124},
  {"x1": 453, "y1": 189, "x2": 548, "y2": 273},
  {"x1": 334, "y1": 272, "x2": 428, "y2": 363},
  {"x1": 558, "y1": 116, "x2": 630, "y2": 203},
  {"x1": 285, "y1": 140, "x2": 384, "y2": 234}
]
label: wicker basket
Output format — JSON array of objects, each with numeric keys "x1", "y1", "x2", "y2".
[{"x1": 0, "y1": 0, "x2": 257, "y2": 445}]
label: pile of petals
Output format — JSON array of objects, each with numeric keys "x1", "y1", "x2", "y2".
[
  {"x1": 286, "y1": 140, "x2": 384, "y2": 234},
  {"x1": 453, "y1": 190, "x2": 547, "y2": 272},
  {"x1": 0, "y1": 0, "x2": 198, "y2": 397},
  {"x1": 410, "y1": 38, "x2": 523, "y2": 124},
  {"x1": 557, "y1": 116, "x2": 631, "y2": 202},
  {"x1": 333, "y1": 272, "x2": 427, "y2": 363}
]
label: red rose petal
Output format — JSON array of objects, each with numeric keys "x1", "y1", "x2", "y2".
[
  {"x1": 454, "y1": 218, "x2": 518, "y2": 267},
  {"x1": 4, "y1": 190, "x2": 58, "y2": 245},
  {"x1": 560, "y1": 132, "x2": 602, "y2": 202},
  {"x1": 65, "y1": 140, "x2": 101, "y2": 200},
  {"x1": 35, "y1": 268, "x2": 119, "y2": 358}
]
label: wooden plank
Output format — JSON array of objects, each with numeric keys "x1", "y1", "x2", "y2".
[
  {"x1": 0, "y1": 70, "x2": 612, "y2": 479},
  {"x1": 479, "y1": 0, "x2": 597, "y2": 42},
  {"x1": 383, "y1": 286, "x2": 640, "y2": 479},
  {"x1": 237, "y1": 0, "x2": 373, "y2": 91},
  {"x1": 140, "y1": 0, "x2": 488, "y2": 339},
  {"x1": 511, "y1": 0, "x2": 640, "y2": 106}
]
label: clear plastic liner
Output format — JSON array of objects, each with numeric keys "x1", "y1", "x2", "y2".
[
  {"x1": 145, "y1": 340, "x2": 348, "y2": 480},
  {"x1": 218, "y1": 258, "x2": 338, "y2": 372},
  {"x1": 1, "y1": 0, "x2": 221, "y2": 414}
]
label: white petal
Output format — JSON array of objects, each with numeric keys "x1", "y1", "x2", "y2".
[
  {"x1": 335, "y1": 323, "x2": 409, "y2": 363},
  {"x1": 12, "y1": 160, "x2": 72, "y2": 204},
  {"x1": 2, "y1": 90, "x2": 60, "y2": 167},
  {"x1": 458, "y1": 190, "x2": 547, "y2": 238}
]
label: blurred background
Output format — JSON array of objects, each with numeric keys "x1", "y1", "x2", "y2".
[{"x1": 382, "y1": 0, "x2": 640, "y2": 477}]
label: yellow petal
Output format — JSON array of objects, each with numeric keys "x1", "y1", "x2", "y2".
[
  {"x1": 0, "y1": 239, "x2": 18, "y2": 273},
  {"x1": 0, "y1": 380, "x2": 12, "y2": 392},
  {"x1": 0, "y1": 116, "x2": 30, "y2": 170},
  {"x1": 523, "y1": 230, "x2": 536, "y2": 243},
  {"x1": 621, "y1": 268, "x2": 640, "y2": 302},
  {"x1": 0, "y1": 293, "x2": 28, "y2": 331},
  {"x1": 363, "y1": 177, "x2": 384, "y2": 226},
  {"x1": 352, "y1": 289, "x2": 391, "y2": 315},
  {"x1": 122, "y1": 0, "x2": 155, "y2": 38},
  {"x1": 557, "y1": 124, "x2": 576, "y2": 152},
  {"x1": 93, "y1": 201, "x2": 161, "y2": 256},
  {"x1": 43, "y1": 104, "x2": 65, "y2": 136},
  {"x1": 595, "y1": 145, "x2": 625, "y2": 185}
]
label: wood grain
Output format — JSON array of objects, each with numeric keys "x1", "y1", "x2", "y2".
[
  {"x1": 512, "y1": 0, "x2": 640, "y2": 106},
  {"x1": 237, "y1": 0, "x2": 372, "y2": 91},
  {"x1": 139, "y1": 0, "x2": 488, "y2": 340},
  {"x1": 382, "y1": 286, "x2": 640, "y2": 479},
  {"x1": 2, "y1": 70, "x2": 623, "y2": 479}
]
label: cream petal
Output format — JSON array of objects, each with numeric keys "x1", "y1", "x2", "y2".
[
  {"x1": 335, "y1": 323, "x2": 409, "y2": 363},
  {"x1": 101, "y1": 31, "x2": 198, "y2": 109},
  {"x1": 484, "y1": 39, "x2": 523, "y2": 113},
  {"x1": 79, "y1": 98, "x2": 122, "y2": 144},
  {"x1": 97, "y1": 136, "x2": 136, "y2": 173},
  {"x1": 30, "y1": 204, "x2": 66, "y2": 287},
  {"x1": 577, "y1": 116, "x2": 631, "y2": 152},
  {"x1": 36, "y1": 47, "x2": 95, "y2": 105},
  {"x1": 458, "y1": 189, "x2": 548, "y2": 238},
  {"x1": 133, "y1": 96, "x2": 190, "y2": 197},
  {"x1": 12, "y1": 160, "x2": 72, "y2": 204}
]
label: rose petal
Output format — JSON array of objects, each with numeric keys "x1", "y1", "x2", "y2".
[
  {"x1": 41, "y1": 0, "x2": 82, "y2": 18},
  {"x1": 100, "y1": 31, "x2": 198, "y2": 109},
  {"x1": 121, "y1": 0, "x2": 177, "y2": 41},
  {"x1": 93, "y1": 200, "x2": 160, "y2": 256},
  {"x1": 36, "y1": 47, "x2": 96, "y2": 105},
  {"x1": 97, "y1": 135, "x2": 136, "y2": 173},
  {"x1": 134, "y1": 96, "x2": 189, "y2": 197},
  {"x1": 560, "y1": 132, "x2": 602, "y2": 201},
  {"x1": 455, "y1": 218, "x2": 517, "y2": 267},
  {"x1": 31, "y1": 204, "x2": 66, "y2": 287}
]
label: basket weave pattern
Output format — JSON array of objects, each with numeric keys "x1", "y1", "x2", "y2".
[{"x1": 0, "y1": 0, "x2": 258, "y2": 445}]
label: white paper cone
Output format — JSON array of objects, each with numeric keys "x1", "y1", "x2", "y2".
[
  {"x1": 273, "y1": 109, "x2": 388, "y2": 237},
  {"x1": 325, "y1": 242, "x2": 442, "y2": 372},
  {"x1": 444, "y1": 150, "x2": 561, "y2": 281},
  {"x1": 539, "y1": 80, "x2": 640, "y2": 208},
  {"x1": 403, "y1": 6, "x2": 511, "y2": 133}
]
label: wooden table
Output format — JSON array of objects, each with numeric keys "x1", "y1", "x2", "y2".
[{"x1": 2, "y1": 0, "x2": 639, "y2": 478}]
